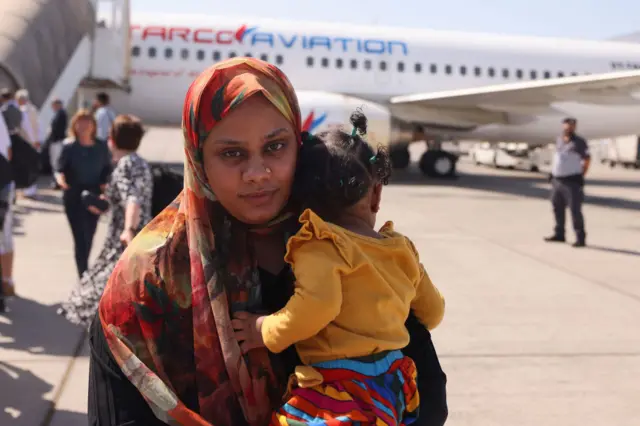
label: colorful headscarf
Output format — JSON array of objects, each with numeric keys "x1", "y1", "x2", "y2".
[{"x1": 98, "y1": 58, "x2": 302, "y2": 425}]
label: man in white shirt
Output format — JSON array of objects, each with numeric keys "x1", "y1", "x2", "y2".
[
  {"x1": 94, "y1": 92, "x2": 116, "y2": 141},
  {"x1": 16, "y1": 89, "x2": 42, "y2": 197},
  {"x1": 0, "y1": 112, "x2": 15, "y2": 299}
]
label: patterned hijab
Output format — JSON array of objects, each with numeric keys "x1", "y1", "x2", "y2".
[{"x1": 98, "y1": 58, "x2": 302, "y2": 425}]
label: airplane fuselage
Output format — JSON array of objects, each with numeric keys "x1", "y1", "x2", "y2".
[{"x1": 98, "y1": 14, "x2": 640, "y2": 145}]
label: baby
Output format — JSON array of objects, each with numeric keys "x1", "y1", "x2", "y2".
[{"x1": 234, "y1": 110, "x2": 445, "y2": 425}]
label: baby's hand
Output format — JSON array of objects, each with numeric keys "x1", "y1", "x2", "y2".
[{"x1": 232, "y1": 311, "x2": 266, "y2": 354}]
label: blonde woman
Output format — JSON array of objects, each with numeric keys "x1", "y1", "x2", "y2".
[{"x1": 54, "y1": 109, "x2": 112, "y2": 277}]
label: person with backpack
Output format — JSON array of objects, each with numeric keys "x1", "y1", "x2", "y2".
[
  {"x1": 93, "y1": 92, "x2": 116, "y2": 143},
  {"x1": 1, "y1": 89, "x2": 40, "y2": 191}
]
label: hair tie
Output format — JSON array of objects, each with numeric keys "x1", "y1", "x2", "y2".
[
  {"x1": 369, "y1": 154, "x2": 377, "y2": 164},
  {"x1": 351, "y1": 127, "x2": 358, "y2": 137}
]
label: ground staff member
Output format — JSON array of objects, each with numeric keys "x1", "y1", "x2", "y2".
[{"x1": 545, "y1": 117, "x2": 590, "y2": 247}]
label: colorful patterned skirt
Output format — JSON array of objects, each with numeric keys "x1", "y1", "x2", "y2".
[{"x1": 271, "y1": 350, "x2": 419, "y2": 425}]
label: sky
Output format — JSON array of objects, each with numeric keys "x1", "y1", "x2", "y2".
[{"x1": 131, "y1": 0, "x2": 640, "y2": 41}]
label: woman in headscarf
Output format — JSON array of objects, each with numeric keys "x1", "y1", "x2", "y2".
[{"x1": 89, "y1": 58, "x2": 448, "y2": 426}]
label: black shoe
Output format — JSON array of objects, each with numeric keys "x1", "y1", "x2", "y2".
[
  {"x1": 572, "y1": 240, "x2": 586, "y2": 248},
  {"x1": 544, "y1": 235, "x2": 565, "y2": 243}
]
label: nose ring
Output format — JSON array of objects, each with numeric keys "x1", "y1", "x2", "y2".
[{"x1": 265, "y1": 167, "x2": 272, "y2": 174}]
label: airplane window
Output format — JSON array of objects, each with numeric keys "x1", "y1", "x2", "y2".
[
  {"x1": 445, "y1": 65, "x2": 452, "y2": 75},
  {"x1": 275, "y1": 55, "x2": 283, "y2": 65},
  {"x1": 321, "y1": 57, "x2": 329, "y2": 67},
  {"x1": 543, "y1": 71, "x2": 551, "y2": 78},
  {"x1": 260, "y1": 53, "x2": 268, "y2": 62},
  {"x1": 558, "y1": 71, "x2": 564, "y2": 77},
  {"x1": 474, "y1": 66, "x2": 481, "y2": 77},
  {"x1": 516, "y1": 69, "x2": 523, "y2": 79},
  {"x1": 350, "y1": 59, "x2": 358, "y2": 69},
  {"x1": 197, "y1": 50, "x2": 204, "y2": 60},
  {"x1": 336, "y1": 58, "x2": 343, "y2": 68},
  {"x1": 244, "y1": 53, "x2": 252, "y2": 57},
  {"x1": 415, "y1": 63, "x2": 422, "y2": 73},
  {"x1": 502, "y1": 68, "x2": 509, "y2": 78},
  {"x1": 364, "y1": 59, "x2": 372, "y2": 70},
  {"x1": 459, "y1": 66, "x2": 467, "y2": 76},
  {"x1": 164, "y1": 48, "x2": 173, "y2": 59},
  {"x1": 430, "y1": 63, "x2": 437, "y2": 74},
  {"x1": 181, "y1": 49, "x2": 189, "y2": 60},
  {"x1": 488, "y1": 67, "x2": 495, "y2": 77},
  {"x1": 398, "y1": 62, "x2": 405, "y2": 72},
  {"x1": 213, "y1": 51, "x2": 221, "y2": 61},
  {"x1": 306, "y1": 56, "x2": 314, "y2": 67},
  {"x1": 380, "y1": 61, "x2": 387, "y2": 71},
  {"x1": 131, "y1": 46, "x2": 140, "y2": 57},
  {"x1": 570, "y1": 72, "x2": 578, "y2": 76},
  {"x1": 229, "y1": 51, "x2": 237, "y2": 58},
  {"x1": 148, "y1": 47, "x2": 157, "y2": 58},
  {"x1": 530, "y1": 70, "x2": 537, "y2": 79}
]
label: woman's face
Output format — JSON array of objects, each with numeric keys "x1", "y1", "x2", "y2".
[
  {"x1": 202, "y1": 95, "x2": 298, "y2": 225},
  {"x1": 75, "y1": 117, "x2": 95, "y2": 138}
]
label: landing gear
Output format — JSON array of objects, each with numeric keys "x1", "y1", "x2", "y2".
[
  {"x1": 389, "y1": 140, "x2": 458, "y2": 178},
  {"x1": 419, "y1": 138, "x2": 458, "y2": 178},
  {"x1": 419, "y1": 150, "x2": 458, "y2": 178},
  {"x1": 390, "y1": 144, "x2": 411, "y2": 170}
]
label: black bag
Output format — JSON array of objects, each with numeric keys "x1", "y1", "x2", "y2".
[
  {"x1": 150, "y1": 163, "x2": 183, "y2": 217},
  {"x1": 10, "y1": 134, "x2": 41, "y2": 189},
  {"x1": 81, "y1": 190, "x2": 110, "y2": 212}
]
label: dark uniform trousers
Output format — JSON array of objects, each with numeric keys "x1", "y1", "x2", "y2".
[{"x1": 551, "y1": 175, "x2": 585, "y2": 241}]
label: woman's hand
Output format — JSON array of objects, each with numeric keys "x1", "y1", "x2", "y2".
[
  {"x1": 232, "y1": 311, "x2": 266, "y2": 354},
  {"x1": 55, "y1": 173, "x2": 69, "y2": 190},
  {"x1": 119, "y1": 228, "x2": 135, "y2": 246},
  {"x1": 87, "y1": 206, "x2": 102, "y2": 215}
]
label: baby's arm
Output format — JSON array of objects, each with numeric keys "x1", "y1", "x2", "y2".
[
  {"x1": 407, "y1": 238, "x2": 445, "y2": 330},
  {"x1": 260, "y1": 238, "x2": 345, "y2": 354}
]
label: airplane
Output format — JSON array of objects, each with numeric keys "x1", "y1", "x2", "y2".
[{"x1": 96, "y1": 13, "x2": 640, "y2": 178}]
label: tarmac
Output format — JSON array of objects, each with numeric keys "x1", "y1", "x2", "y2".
[{"x1": 1, "y1": 128, "x2": 638, "y2": 426}]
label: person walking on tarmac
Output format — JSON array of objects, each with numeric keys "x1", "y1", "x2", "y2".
[{"x1": 545, "y1": 117, "x2": 591, "y2": 247}]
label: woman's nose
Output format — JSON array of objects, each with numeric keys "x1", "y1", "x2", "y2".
[{"x1": 243, "y1": 158, "x2": 271, "y2": 184}]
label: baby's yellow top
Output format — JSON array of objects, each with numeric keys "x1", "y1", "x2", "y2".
[{"x1": 261, "y1": 209, "x2": 445, "y2": 365}]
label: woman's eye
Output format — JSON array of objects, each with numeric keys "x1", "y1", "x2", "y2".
[
  {"x1": 266, "y1": 142, "x2": 285, "y2": 153},
  {"x1": 221, "y1": 150, "x2": 242, "y2": 158}
]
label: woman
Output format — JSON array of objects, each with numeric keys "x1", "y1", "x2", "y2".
[
  {"x1": 58, "y1": 114, "x2": 153, "y2": 327},
  {"x1": 55, "y1": 110, "x2": 112, "y2": 277},
  {"x1": 89, "y1": 58, "x2": 448, "y2": 426}
]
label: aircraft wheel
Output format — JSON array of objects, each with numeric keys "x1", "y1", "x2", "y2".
[
  {"x1": 419, "y1": 150, "x2": 457, "y2": 178},
  {"x1": 390, "y1": 145, "x2": 410, "y2": 169}
]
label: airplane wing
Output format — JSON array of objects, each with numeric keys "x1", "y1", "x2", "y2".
[{"x1": 388, "y1": 69, "x2": 640, "y2": 130}]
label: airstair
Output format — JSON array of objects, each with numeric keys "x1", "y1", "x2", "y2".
[{"x1": 0, "y1": 0, "x2": 130, "y2": 130}]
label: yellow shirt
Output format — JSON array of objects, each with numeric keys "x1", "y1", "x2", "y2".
[{"x1": 261, "y1": 209, "x2": 445, "y2": 365}]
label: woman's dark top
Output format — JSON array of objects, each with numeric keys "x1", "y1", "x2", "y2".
[
  {"x1": 56, "y1": 139, "x2": 112, "y2": 195},
  {"x1": 88, "y1": 268, "x2": 448, "y2": 426}
]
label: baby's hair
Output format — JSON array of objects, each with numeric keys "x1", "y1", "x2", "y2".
[{"x1": 294, "y1": 109, "x2": 392, "y2": 222}]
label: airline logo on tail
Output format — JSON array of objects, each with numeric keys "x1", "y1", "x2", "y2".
[{"x1": 302, "y1": 111, "x2": 328, "y2": 133}]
